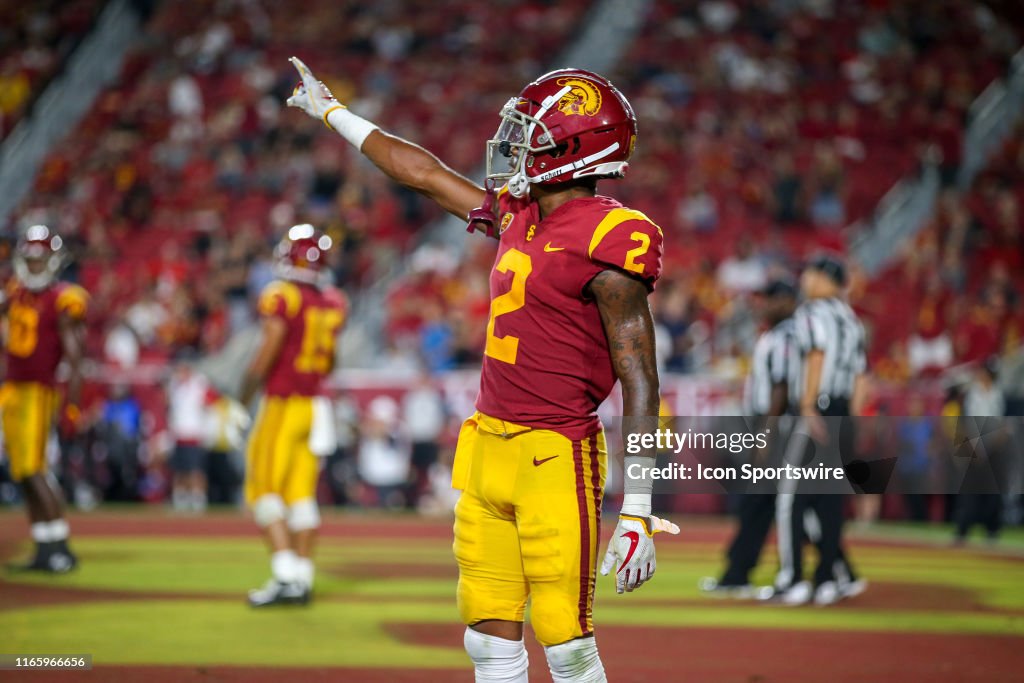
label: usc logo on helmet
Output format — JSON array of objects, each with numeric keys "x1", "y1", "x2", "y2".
[{"x1": 555, "y1": 77, "x2": 602, "y2": 117}]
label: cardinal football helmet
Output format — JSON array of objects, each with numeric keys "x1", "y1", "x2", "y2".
[
  {"x1": 486, "y1": 68, "x2": 638, "y2": 198},
  {"x1": 274, "y1": 223, "x2": 333, "y2": 285},
  {"x1": 14, "y1": 224, "x2": 65, "y2": 291}
]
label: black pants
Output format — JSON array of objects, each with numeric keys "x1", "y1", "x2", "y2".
[
  {"x1": 206, "y1": 450, "x2": 240, "y2": 505},
  {"x1": 778, "y1": 400, "x2": 857, "y2": 588},
  {"x1": 406, "y1": 440, "x2": 439, "y2": 509},
  {"x1": 789, "y1": 494, "x2": 851, "y2": 586},
  {"x1": 104, "y1": 432, "x2": 140, "y2": 502},
  {"x1": 721, "y1": 493, "x2": 776, "y2": 585},
  {"x1": 954, "y1": 494, "x2": 1003, "y2": 539}
]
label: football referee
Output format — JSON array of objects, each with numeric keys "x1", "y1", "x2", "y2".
[
  {"x1": 701, "y1": 277, "x2": 798, "y2": 595},
  {"x1": 775, "y1": 254, "x2": 867, "y2": 606}
]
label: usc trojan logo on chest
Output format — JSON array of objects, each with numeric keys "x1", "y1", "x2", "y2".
[{"x1": 556, "y1": 77, "x2": 602, "y2": 117}]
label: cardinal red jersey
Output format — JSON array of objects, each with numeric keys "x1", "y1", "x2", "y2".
[
  {"x1": 256, "y1": 279, "x2": 348, "y2": 397},
  {"x1": 3, "y1": 280, "x2": 88, "y2": 386},
  {"x1": 475, "y1": 192, "x2": 663, "y2": 439}
]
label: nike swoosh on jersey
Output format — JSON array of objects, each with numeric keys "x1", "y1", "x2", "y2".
[
  {"x1": 543, "y1": 243, "x2": 566, "y2": 252},
  {"x1": 618, "y1": 530, "x2": 640, "y2": 573},
  {"x1": 533, "y1": 455, "x2": 559, "y2": 466}
]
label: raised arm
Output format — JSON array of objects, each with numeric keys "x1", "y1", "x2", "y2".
[
  {"x1": 588, "y1": 269, "x2": 678, "y2": 594},
  {"x1": 286, "y1": 57, "x2": 486, "y2": 221}
]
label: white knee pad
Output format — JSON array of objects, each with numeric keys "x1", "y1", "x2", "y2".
[
  {"x1": 252, "y1": 494, "x2": 286, "y2": 528},
  {"x1": 545, "y1": 637, "x2": 606, "y2": 683},
  {"x1": 287, "y1": 498, "x2": 321, "y2": 532},
  {"x1": 463, "y1": 628, "x2": 528, "y2": 683}
]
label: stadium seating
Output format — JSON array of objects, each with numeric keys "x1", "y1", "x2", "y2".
[{"x1": 0, "y1": 0, "x2": 103, "y2": 138}]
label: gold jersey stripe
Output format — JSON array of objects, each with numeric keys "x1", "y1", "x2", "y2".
[
  {"x1": 55, "y1": 285, "x2": 89, "y2": 318},
  {"x1": 587, "y1": 208, "x2": 663, "y2": 258},
  {"x1": 258, "y1": 280, "x2": 302, "y2": 318}
]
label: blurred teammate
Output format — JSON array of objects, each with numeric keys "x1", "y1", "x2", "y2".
[
  {"x1": 701, "y1": 277, "x2": 798, "y2": 596},
  {"x1": 288, "y1": 59, "x2": 678, "y2": 681},
  {"x1": 1, "y1": 225, "x2": 87, "y2": 573},
  {"x1": 240, "y1": 224, "x2": 347, "y2": 607}
]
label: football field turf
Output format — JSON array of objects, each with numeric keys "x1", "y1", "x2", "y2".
[{"x1": 1, "y1": 508, "x2": 1022, "y2": 681}]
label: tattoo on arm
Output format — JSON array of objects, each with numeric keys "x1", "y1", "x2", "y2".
[{"x1": 589, "y1": 270, "x2": 660, "y2": 459}]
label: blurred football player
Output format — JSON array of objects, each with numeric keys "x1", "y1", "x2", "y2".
[
  {"x1": 288, "y1": 60, "x2": 678, "y2": 681},
  {"x1": 1, "y1": 225, "x2": 87, "y2": 573},
  {"x1": 240, "y1": 224, "x2": 347, "y2": 607}
]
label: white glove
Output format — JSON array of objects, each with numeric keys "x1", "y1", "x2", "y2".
[
  {"x1": 599, "y1": 514, "x2": 679, "y2": 594},
  {"x1": 286, "y1": 56, "x2": 344, "y2": 123},
  {"x1": 285, "y1": 56, "x2": 379, "y2": 149}
]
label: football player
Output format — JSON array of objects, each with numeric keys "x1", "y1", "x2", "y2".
[
  {"x1": 1, "y1": 225, "x2": 87, "y2": 573},
  {"x1": 240, "y1": 224, "x2": 347, "y2": 607},
  {"x1": 288, "y1": 60, "x2": 678, "y2": 681}
]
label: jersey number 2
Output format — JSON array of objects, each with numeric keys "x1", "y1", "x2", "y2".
[
  {"x1": 485, "y1": 249, "x2": 532, "y2": 365},
  {"x1": 295, "y1": 307, "x2": 344, "y2": 374},
  {"x1": 6, "y1": 304, "x2": 39, "y2": 358},
  {"x1": 623, "y1": 231, "x2": 650, "y2": 274}
]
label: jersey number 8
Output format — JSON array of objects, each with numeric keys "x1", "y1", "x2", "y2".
[{"x1": 6, "y1": 304, "x2": 39, "y2": 358}]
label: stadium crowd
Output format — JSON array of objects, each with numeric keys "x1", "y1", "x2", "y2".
[
  {"x1": 1, "y1": 0, "x2": 1022, "y2": 516},
  {"x1": 0, "y1": 0, "x2": 103, "y2": 138}
]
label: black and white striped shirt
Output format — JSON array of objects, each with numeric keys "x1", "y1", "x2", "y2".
[
  {"x1": 793, "y1": 297, "x2": 866, "y2": 407},
  {"x1": 744, "y1": 317, "x2": 799, "y2": 417}
]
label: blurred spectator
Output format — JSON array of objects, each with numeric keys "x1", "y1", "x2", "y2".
[
  {"x1": 895, "y1": 397, "x2": 935, "y2": 522},
  {"x1": 717, "y1": 240, "x2": 767, "y2": 294},
  {"x1": 167, "y1": 359, "x2": 211, "y2": 512},
  {"x1": 168, "y1": 68, "x2": 203, "y2": 120},
  {"x1": 955, "y1": 359, "x2": 1006, "y2": 544},
  {"x1": 653, "y1": 280, "x2": 697, "y2": 372},
  {"x1": 807, "y1": 144, "x2": 847, "y2": 229},
  {"x1": 325, "y1": 396, "x2": 359, "y2": 506},
  {"x1": 0, "y1": 60, "x2": 31, "y2": 126},
  {"x1": 955, "y1": 290, "x2": 1005, "y2": 365},
  {"x1": 104, "y1": 317, "x2": 141, "y2": 368},
  {"x1": 125, "y1": 284, "x2": 170, "y2": 348},
  {"x1": 419, "y1": 300, "x2": 455, "y2": 373},
  {"x1": 201, "y1": 393, "x2": 246, "y2": 506},
  {"x1": 94, "y1": 384, "x2": 143, "y2": 502},
  {"x1": 402, "y1": 373, "x2": 447, "y2": 509},
  {"x1": 357, "y1": 396, "x2": 410, "y2": 508},
  {"x1": 769, "y1": 151, "x2": 803, "y2": 224},
  {"x1": 963, "y1": 359, "x2": 1006, "y2": 418},
  {"x1": 907, "y1": 274, "x2": 953, "y2": 376},
  {"x1": 678, "y1": 178, "x2": 719, "y2": 232}
]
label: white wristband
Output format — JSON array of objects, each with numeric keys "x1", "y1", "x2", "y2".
[
  {"x1": 325, "y1": 106, "x2": 380, "y2": 151},
  {"x1": 620, "y1": 493, "x2": 651, "y2": 518}
]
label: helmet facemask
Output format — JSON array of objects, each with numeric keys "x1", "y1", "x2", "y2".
[
  {"x1": 14, "y1": 225, "x2": 64, "y2": 291},
  {"x1": 485, "y1": 78, "x2": 633, "y2": 198},
  {"x1": 486, "y1": 97, "x2": 560, "y2": 198},
  {"x1": 273, "y1": 224, "x2": 334, "y2": 287}
]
